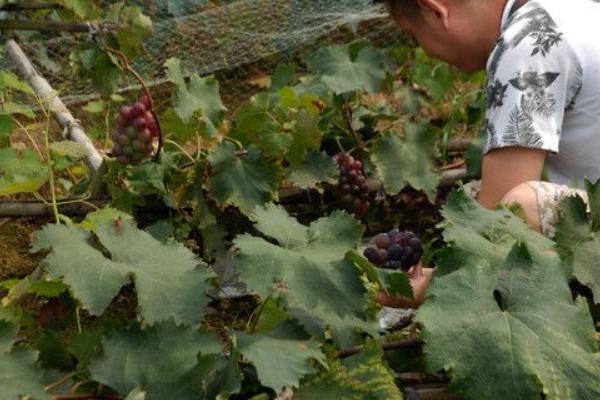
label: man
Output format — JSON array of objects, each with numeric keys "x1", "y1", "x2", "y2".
[{"x1": 376, "y1": 0, "x2": 600, "y2": 307}]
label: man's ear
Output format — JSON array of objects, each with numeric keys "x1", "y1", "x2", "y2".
[{"x1": 417, "y1": 0, "x2": 451, "y2": 29}]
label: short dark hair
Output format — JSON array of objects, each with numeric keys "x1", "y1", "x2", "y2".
[{"x1": 374, "y1": 0, "x2": 421, "y2": 17}]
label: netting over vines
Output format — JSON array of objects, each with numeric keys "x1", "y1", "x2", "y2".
[{"x1": 1, "y1": 0, "x2": 402, "y2": 105}]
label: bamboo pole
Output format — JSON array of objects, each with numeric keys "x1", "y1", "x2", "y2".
[{"x1": 4, "y1": 39, "x2": 104, "y2": 176}]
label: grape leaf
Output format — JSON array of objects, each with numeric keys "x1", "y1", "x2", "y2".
[
  {"x1": 32, "y1": 219, "x2": 214, "y2": 325},
  {"x1": 234, "y1": 204, "x2": 371, "y2": 346},
  {"x1": 230, "y1": 94, "x2": 288, "y2": 159},
  {"x1": 0, "y1": 113, "x2": 12, "y2": 144},
  {"x1": 287, "y1": 110, "x2": 323, "y2": 168},
  {"x1": 207, "y1": 142, "x2": 278, "y2": 216},
  {"x1": 165, "y1": 58, "x2": 226, "y2": 135},
  {"x1": 0, "y1": 319, "x2": 49, "y2": 400},
  {"x1": 308, "y1": 44, "x2": 385, "y2": 94},
  {"x1": 108, "y1": 4, "x2": 153, "y2": 57},
  {"x1": 79, "y1": 207, "x2": 134, "y2": 231},
  {"x1": 555, "y1": 181, "x2": 600, "y2": 300},
  {"x1": 0, "y1": 148, "x2": 49, "y2": 196},
  {"x1": 289, "y1": 151, "x2": 339, "y2": 190},
  {"x1": 416, "y1": 190, "x2": 600, "y2": 400},
  {"x1": 238, "y1": 321, "x2": 325, "y2": 392},
  {"x1": 0, "y1": 71, "x2": 34, "y2": 95},
  {"x1": 371, "y1": 123, "x2": 440, "y2": 201},
  {"x1": 295, "y1": 340, "x2": 403, "y2": 400},
  {"x1": 57, "y1": 0, "x2": 98, "y2": 18},
  {"x1": 89, "y1": 320, "x2": 226, "y2": 400}
]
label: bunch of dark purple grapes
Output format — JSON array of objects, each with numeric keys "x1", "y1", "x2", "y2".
[
  {"x1": 111, "y1": 94, "x2": 159, "y2": 165},
  {"x1": 363, "y1": 230, "x2": 423, "y2": 272},
  {"x1": 334, "y1": 152, "x2": 370, "y2": 216}
]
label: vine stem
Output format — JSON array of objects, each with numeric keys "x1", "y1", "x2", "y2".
[
  {"x1": 101, "y1": 45, "x2": 163, "y2": 162},
  {"x1": 164, "y1": 139, "x2": 195, "y2": 163},
  {"x1": 75, "y1": 307, "x2": 83, "y2": 335},
  {"x1": 42, "y1": 103, "x2": 60, "y2": 224},
  {"x1": 44, "y1": 372, "x2": 77, "y2": 392},
  {"x1": 342, "y1": 99, "x2": 365, "y2": 162}
]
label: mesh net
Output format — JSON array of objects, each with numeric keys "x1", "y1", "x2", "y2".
[{"x1": 2, "y1": 0, "x2": 403, "y2": 106}]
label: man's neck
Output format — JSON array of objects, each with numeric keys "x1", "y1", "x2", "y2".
[{"x1": 479, "y1": 0, "x2": 511, "y2": 65}]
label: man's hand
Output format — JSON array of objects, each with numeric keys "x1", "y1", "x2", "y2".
[{"x1": 375, "y1": 262, "x2": 435, "y2": 309}]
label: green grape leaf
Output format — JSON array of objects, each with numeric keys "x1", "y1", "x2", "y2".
[
  {"x1": 238, "y1": 321, "x2": 325, "y2": 392},
  {"x1": 555, "y1": 181, "x2": 600, "y2": 300},
  {"x1": 416, "y1": 191, "x2": 600, "y2": 400},
  {"x1": 289, "y1": 151, "x2": 339, "y2": 190},
  {"x1": 234, "y1": 204, "x2": 371, "y2": 347},
  {"x1": 371, "y1": 123, "x2": 440, "y2": 201},
  {"x1": 346, "y1": 251, "x2": 413, "y2": 299},
  {"x1": 32, "y1": 219, "x2": 214, "y2": 325},
  {"x1": 0, "y1": 71, "x2": 34, "y2": 95},
  {"x1": 308, "y1": 44, "x2": 385, "y2": 94},
  {"x1": 89, "y1": 321, "x2": 225, "y2": 400},
  {"x1": 287, "y1": 110, "x2": 323, "y2": 167},
  {"x1": 295, "y1": 340, "x2": 403, "y2": 400},
  {"x1": 106, "y1": 4, "x2": 153, "y2": 57},
  {"x1": 0, "y1": 148, "x2": 50, "y2": 196},
  {"x1": 165, "y1": 58, "x2": 226, "y2": 135},
  {"x1": 271, "y1": 64, "x2": 296, "y2": 90},
  {"x1": 0, "y1": 319, "x2": 49, "y2": 400},
  {"x1": 82, "y1": 100, "x2": 106, "y2": 114},
  {"x1": 57, "y1": 0, "x2": 98, "y2": 18},
  {"x1": 0, "y1": 113, "x2": 13, "y2": 144},
  {"x1": 207, "y1": 142, "x2": 278, "y2": 216},
  {"x1": 79, "y1": 207, "x2": 134, "y2": 231},
  {"x1": 2, "y1": 101, "x2": 35, "y2": 118},
  {"x1": 230, "y1": 94, "x2": 288, "y2": 159}
]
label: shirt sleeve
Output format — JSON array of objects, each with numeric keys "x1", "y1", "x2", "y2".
[{"x1": 483, "y1": 9, "x2": 581, "y2": 155}]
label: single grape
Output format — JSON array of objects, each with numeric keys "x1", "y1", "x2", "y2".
[
  {"x1": 340, "y1": 184, "x2": 351, "y2": 194},
  {"x1": 388, "y1": 244, "x2": 403, "y2": 260},
  {"x1": 408, "y1": 237, "x2": 422, "y2": 251},
  {"x1": 388, "y1": 260, "x2": 402, "y2": 270},
  {"x1": 363, "y1": 247, "x2": 379, "y2": 264},
  {"x1": 375, "y1": 233, "x2": 391, "y2": 250},
  {"x1": 139, "y1": 129, "x2": 153, "y2": 143},
  {"x1": 118, "y1": 135, "x2": 131, "y2": 146},
  {"x1": 133, "y1": 117, "x2": 147, "y2": 131},
  {"x1": 378, "y1": 249, "x2": 389, "y2": 265},
  {"x1": 119, "y1": 106, "x2": 133, "y2": 125},
  {"x1": 140, "y1": 93, "x2": 152, "y2": 110},
  {"x1": 123, "y1": 146, "x2": 134, "y2": 156},
  {"x1": 131, "y1": 102, "x2": 146, "y2": 118}
]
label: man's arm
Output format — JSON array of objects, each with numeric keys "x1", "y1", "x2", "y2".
[{"x1": 478, "y1": 147, "x2": 547, "y2": 209}]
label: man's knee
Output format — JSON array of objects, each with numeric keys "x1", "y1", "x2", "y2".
[{"x1": 501, "y1": 182, "x2": 541, "y2": 232}]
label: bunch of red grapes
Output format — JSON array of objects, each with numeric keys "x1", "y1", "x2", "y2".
[
  {"x1": 363, "y1": 230, "x2": 423, "y2": 272},
  {"x1": 334, "y1": 152, "x2": 370, "y2": 216},
  {"x1": 111, "y1": 94, "x2": 159, "y2": 165}
]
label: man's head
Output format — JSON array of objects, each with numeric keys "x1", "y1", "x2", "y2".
[{"x1": 378, "y1": 0, "x2": 508, "y2": 72}]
